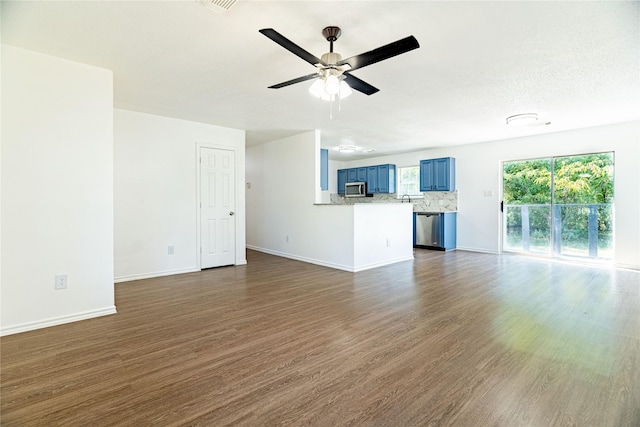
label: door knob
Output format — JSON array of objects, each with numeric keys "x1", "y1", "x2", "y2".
[{"x1": 229, "y1": 211, "x2": 235, "y2": 216}]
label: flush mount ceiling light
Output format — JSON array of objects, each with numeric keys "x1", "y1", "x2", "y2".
[
  {"x1": 506, "y1": 113, "x2": 539, "y2": 126},
  {"x1": 338, "y1": 144, "x2": 357, "y2": 153}
]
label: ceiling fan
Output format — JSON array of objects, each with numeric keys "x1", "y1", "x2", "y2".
[{"x1": 259, "y1": 26, "x2": 420, "y2": 100}]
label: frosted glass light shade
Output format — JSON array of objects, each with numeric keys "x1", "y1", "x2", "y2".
[{"x1": 308, "y1": 76, "x2": 352, "y2": 101}]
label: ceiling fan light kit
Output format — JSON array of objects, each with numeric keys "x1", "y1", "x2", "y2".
[
  {"x1": 308, "y1": 72, "x2": 352, "y2": 101},
  {"x1": 259, "y1": 26, "x2": 420, "y2": 113}
]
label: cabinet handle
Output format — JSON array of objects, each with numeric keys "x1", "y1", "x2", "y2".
[{"x1": 229, "y1": 211, "x2": 235, "y2": 216}]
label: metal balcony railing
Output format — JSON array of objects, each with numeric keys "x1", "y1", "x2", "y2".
[{"x1": 503, "y1": 203, "x2": 613, "y2": 258}]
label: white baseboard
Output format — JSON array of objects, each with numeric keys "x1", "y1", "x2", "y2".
[
  {"x1": 352, "y1": 255, "x2": 415, "y2": 272},
  {"x1": 247, "y1": 245, "x2": 355, "y2": 271},
  {"x1": 115, "y1": 267, "x2": 200, "y2": 283},
  {"x1": 455, "y1": 246, "x2": 501, "y2": 255},
  {"x1": 246, "y1": 245, "x2": 413, "y2": 273},
  {"x1": 614, "y1": 262, "x2": 640, "y2": 271},
  {"x1": 1, "y1": 306, "x2": 117, "y2": 337}
]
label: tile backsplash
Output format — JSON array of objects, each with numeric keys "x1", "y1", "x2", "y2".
[{"x1": 329, "y1": 191, "x2": 458, "y2": 212}]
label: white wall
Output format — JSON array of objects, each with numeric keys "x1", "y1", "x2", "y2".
[
  {"x1": 246, "y1": 131, "x2": 353, "y2": 269},
  {"x1": 1, "y1": 45, "x2": 116, "y2": 335},
  {"x1": 114, "y1": 109, "x2": 246, "y2": 281},
  {"x1": 246, "y1": 131, "x2": 413, "y2": 271},
  {"x1": 337, "y1": 121, "x2": 640, "y2": 269},
  {"x1": 353, "y1": 204, "x2": 413, "y2": 269}
]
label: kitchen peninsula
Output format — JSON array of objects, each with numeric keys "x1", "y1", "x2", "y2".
[{"x1": 312, "y1": 202, "x2": 414, "y2": 272}]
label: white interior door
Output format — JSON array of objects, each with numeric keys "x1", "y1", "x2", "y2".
[{"x1": 200, "y1": 147, "x2": 236, "y2": 268}]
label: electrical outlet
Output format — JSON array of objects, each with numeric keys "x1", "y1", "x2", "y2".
[
  {"x1": 55, "y1": 274, "x2": 68, "y2": 290},
  {"x1": 168, "y1": 245, "x2": 175, "y2": 255},
  {"x1": 285, "y1": 235, "x2": 289, "y2": 243},
  {"x1": 386, "y1": 238, "x2": 391, "y2": 247}
]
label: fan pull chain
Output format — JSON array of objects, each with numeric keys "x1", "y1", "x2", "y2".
[{"x1": 329, "y1": 97, "x2": 334, "y2": 119}]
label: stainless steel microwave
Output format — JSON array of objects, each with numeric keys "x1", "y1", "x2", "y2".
[{"x1": 345, "y1": 181, "x2": 371, "y2": 198}]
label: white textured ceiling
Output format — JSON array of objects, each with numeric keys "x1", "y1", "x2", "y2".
[{"x1": 2, "y1": 1, "x2": 639, "y2": 160}]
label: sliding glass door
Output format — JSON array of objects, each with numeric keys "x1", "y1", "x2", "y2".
[{"x1": 503, "y1": 153, "x2": 614, "y2": 260}]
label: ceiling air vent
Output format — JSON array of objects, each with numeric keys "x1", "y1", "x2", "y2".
[{"x1": 197, "y1": 0, "x2": 238, "y2": 14}]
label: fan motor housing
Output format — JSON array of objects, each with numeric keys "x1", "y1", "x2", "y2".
[{"x1": 321, "y1": 52, "x2": 342, "y2": 65}]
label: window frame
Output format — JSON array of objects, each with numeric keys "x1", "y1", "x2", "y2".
[{"x1": 396, "y1": 165, "x2": 422, "y2": 198}]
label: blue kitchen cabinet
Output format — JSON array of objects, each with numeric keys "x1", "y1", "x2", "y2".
[
  {"x1": 320, "y1": 149, "x2": 328, "y2": 191},
  {"x1": 366, "y1": 164, "x2": 396, "y2": 194},
  {"x1": 377, "y1": 164, "x2": 396, "y2": 193},
  {"x1": 357, "y1": 167, "x2": 367, "y2": 182},
  {"x1": 367, "y1": 164, "x2": 396, "y2": 193},
  {"x1": 338, "y1": 163, "x2": 396, "y2": 194},
  {"x1": 337, "y1": 169, "x2": 348, "y2": 194},
  {"x1": 366, "y1": 166, "x2": 378, "y2": 193},
  {"x1": 420, "y1": 157, "x2": 455, "y2": 192}
]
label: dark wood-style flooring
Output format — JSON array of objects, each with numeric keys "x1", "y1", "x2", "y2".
[{"x1": 2, "y1": 249, "x2": 639, "y2": 426}]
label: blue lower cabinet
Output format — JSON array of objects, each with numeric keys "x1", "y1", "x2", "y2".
[{"x1": 441, "y1": 212, "x2": 457, "y2": 250}]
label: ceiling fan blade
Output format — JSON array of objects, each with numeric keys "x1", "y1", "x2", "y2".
[
  {"x1": 259, "y1": 28, "x2": 326, "y2": 66},
  {"x1": 268, "y1": 73, "x2": 319, "y2": 89},
  {"x1": 337, "y1": 35, "x2": 419, "y2": 71},
  {"x1": 343, "y1": 73, "x2": 379, "y2": 95}
]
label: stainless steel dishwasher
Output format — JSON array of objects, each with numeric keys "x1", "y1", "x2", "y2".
[{"x1": 415, "y1": 212, "x2": 442, "y2": 248}]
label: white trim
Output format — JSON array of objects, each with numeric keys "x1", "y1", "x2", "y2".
[
  {"x1": 247, "y1": 245, "x2": 414, "y2": 273},
  {"x1": 115, "y1": 267, "x2": 200, "y2": 283},
  {"x1": 1, "y1": 306, "x2": 117, "y2": 337},
  {"x1": 352, "y1": 256, "x2": 415, "y2": 272},
  {"x1": 455, "y1": 246, "x2": 501, "y2": 255},
  {"x1": 196, "y1": 142, "x2": 239, "y2": 269}
]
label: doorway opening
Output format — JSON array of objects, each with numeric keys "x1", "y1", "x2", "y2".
[{"x1": 502, "y1": 152, "x2": 614, "y2": 261}]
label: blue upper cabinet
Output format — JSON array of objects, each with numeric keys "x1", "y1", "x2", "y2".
[
  {"x1": 367, "y1": 164, "x2": 396, "y2": 193},
  {"x1": 357, "y1": 167, "x2": 367, "y2": 182},
  {"x1": 338, "y1": 164, "x2": 397, "y2": 195},
  {"x1": 366, "y1": 166, "x2": 378, "y2": 193},
  {"x1": 420, "y1": 157, "x2": 455, "y2": 192},
  {"x1": 337, "y1": 169, "x2": 348, "y2": 194},
  {"x1": 320, "y1": 149, "x2": 328, "y2": 191},
  {"x1": 377, "y1": 164, "x2": 396, "y2": 193}
]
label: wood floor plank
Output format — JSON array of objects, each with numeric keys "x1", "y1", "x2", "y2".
[{"x1": 2, "y1": 249, "x2": 639, "y2": 426}]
